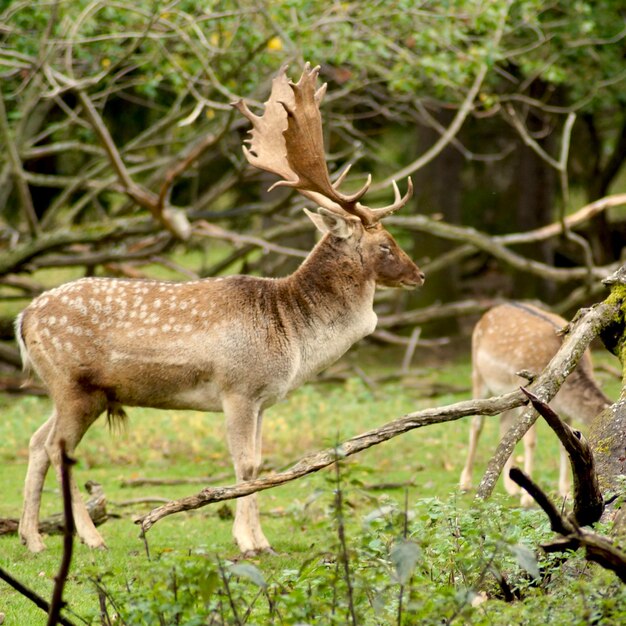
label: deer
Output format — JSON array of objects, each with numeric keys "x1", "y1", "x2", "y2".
[
  {"x1": 459, "y1": 302, "x2": 611, "y2": 506},
  {"x1": 15, "y1": 64, "x2": 425, "y2": 556}
]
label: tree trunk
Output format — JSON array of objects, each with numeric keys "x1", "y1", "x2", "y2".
[{"x1": 588, "y1": 269, "x2": 626, "y2": 532}]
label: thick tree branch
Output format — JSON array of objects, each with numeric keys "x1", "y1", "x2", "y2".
[{"x1": 521, "y1": 387, "x2": 603, "y2": 527}]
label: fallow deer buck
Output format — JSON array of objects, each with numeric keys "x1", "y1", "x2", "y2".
[
  {"x1": 459, "y1": 302, "x2": 610, "y2": 506},
  {"x1": 15, "y1": 64, "x2": 424, "y2": 555}
]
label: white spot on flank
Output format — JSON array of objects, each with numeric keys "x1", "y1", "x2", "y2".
[{"x1": 162, "y1": 324, "x2": 171, "y2": 332}]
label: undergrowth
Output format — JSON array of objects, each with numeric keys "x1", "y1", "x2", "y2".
[{"x1": 84, "y1": 474, "x2": 625, "y2": 626}]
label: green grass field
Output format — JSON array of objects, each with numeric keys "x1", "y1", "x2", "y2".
[{"x1": 0, "y1": 345, "x2": 623, "y2": 624}]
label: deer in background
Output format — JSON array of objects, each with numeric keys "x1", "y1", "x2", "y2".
[
  {"x1": 459, "y1": 302, "x2": 611, "y2": 506},
  {"x1": 15, "y1": 64, "x2": 424, "y2": 556}
]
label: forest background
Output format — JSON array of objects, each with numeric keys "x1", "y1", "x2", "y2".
[
  {"x1": 0, "y1": 0, "x2": 625, "y2": 371},
  {"x1": 1, "y1": 1, "x2": 626, "y2": 624}
]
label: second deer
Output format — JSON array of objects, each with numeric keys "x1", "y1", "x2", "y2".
[{"x1": 459, "y1": 302, "x2": 610, "y2": 506}]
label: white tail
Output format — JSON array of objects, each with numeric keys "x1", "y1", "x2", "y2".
[
  {"x1": 16, "y1": 64, "x2": 424, "y2": 555},
  {"x1": 459, "y1": 302, "x2": 610, "y2": 506}
]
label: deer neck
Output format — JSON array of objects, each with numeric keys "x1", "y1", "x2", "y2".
[
  {"x1": 285, "y1": 233, "x2": 376, "y2": 321},
  {"x1": 279, "y1": 234, "x2": 377, "y2": 382}
]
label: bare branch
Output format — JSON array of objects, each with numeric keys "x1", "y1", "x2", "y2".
[
  {"x1": 520, "y1": 387, "x2": 604, "y2": 526},
  {"x1": 509, "y1": 468, "x2": 626, "y2": 583},
  {"x1": 137, "y1": 387, "x2": 528, "y2": 532},
  {"x1": 0, "y1": 89, "x2": 40, "y2": 235}
]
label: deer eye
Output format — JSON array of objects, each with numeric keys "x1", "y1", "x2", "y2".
[{"x1": 379, "y1": 244, "x2": 392, "y2": 255}]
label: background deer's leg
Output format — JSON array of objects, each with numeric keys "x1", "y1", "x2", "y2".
[
  {"x1": 459, "y1": 415, "x2": 485, "y2": 491},
  {"x1": 460, "y1": 364, "x2": 488, "y2": 492},
  {"x1": 44, "y1": 390, "x2": 106, "y2": 549},
  {"x1": 501, "y1": 408, "x2": 523, "y2": 496},
  {"x1": 223, "y1": 395, "x2": 271, "y2": 555},
  {"x1": 520, "y1": 424, "x2": 537, "y2": 507},
  {"x1": 558, "y1": 440, "x2": 571, "y2": 498},
  {"x1": 20, "y1": 412, "x2": 55, "y2": 552}
]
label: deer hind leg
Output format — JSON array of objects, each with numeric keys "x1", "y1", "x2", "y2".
[
  {"x1": 459, "y1": 415, "x2": 485, "y2": 492},
  {"x1": 500, "y1": 408, "x2": 525, "y2": 497},
  {"x1": 44, "y1": 390, "x2": 107, "y2": 549},
  {"x1": 20, "y1": 413, "x2": 55, "y2": 552},
  {"x1": 223, "y1": 395, "x2": 271, "y2": 556},
  {"x1": 519, "y1": 423, "x2": 537, "y2": 507}
]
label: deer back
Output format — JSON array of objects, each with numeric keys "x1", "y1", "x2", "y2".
[{"x1": 472, "y1": 302, "x2": 610, "y2": 423}]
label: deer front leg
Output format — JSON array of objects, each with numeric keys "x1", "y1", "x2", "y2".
[
  {"x1": 459, "y1": 415, "x2": 484, "y2": 492},
  {"x1": 20, "y1": 414, "x2": 55, "y2": 552},
  {"x1": 224, "y1": 396, "x2": 271, "y2": 556}
]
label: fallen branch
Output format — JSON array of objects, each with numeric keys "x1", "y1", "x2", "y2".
[
  {"x1": 137, "y1": 387, "x2": 528, "y2": 532},
  {"x1": 0, "y1": 481, "x2": 106, "y2": 537},
  {"x1": 521, "y1": 387, "x2": 603, "y2": 527},
  {"x1": 509, "y1": 468, "x2": 626, "y2": 583}
]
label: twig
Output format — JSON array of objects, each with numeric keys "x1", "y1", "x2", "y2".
[
  {"x1": 333, "y1": 450, "x2": 357, "y2": 626},
  {"x1": 47, "y1": 440, "x2": 76, "y2": 626},
  {"x1": 0, "y1": 567, "x2": 76, "y2": 626}
]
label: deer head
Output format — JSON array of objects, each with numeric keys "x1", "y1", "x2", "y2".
[{"x1": 233, "y1": 63, "x2": 424, "y2": 290}]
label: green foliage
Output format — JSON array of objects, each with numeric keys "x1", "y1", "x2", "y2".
[
  {"x1": 0, "y1": 352, "x2": 622, "y2": 624},
  {"x1": 84, "y1": 491, "x2": 626, "y2": 625}
]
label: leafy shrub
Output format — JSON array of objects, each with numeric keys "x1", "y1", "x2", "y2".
[{"x1": 90, "y1": 483, "x2": 626, "y2": 625}]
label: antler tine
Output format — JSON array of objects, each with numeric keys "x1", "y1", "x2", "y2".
[{"x1": 360, "y1": 177, "x2": 414, "y2": 221}]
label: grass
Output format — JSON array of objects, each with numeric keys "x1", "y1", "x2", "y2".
[{"x1": 0, "y1": 346, "x2": 622, "y2": 624}]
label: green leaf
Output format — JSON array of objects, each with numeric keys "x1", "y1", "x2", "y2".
[
  {"x1": 198, "y1": 570, "x2": 219, "y2": 605},
  {"x1": 509, "y1": 543, "x2": 540, "y2": 580},
  {"x1": 229, "y1": 562, "x2": 267, "y2": 589},
  {"x1": 390, "y1": 538, "x2": 421, "y2": 585}
]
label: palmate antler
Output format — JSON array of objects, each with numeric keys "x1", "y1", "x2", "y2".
[{"x1": 233, "y1": 63, "x2": 413, "y2": 227}]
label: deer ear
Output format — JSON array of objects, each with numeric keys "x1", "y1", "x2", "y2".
[{"x1": 304, "y1": 207, "x2": 360, "y2": 239}]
